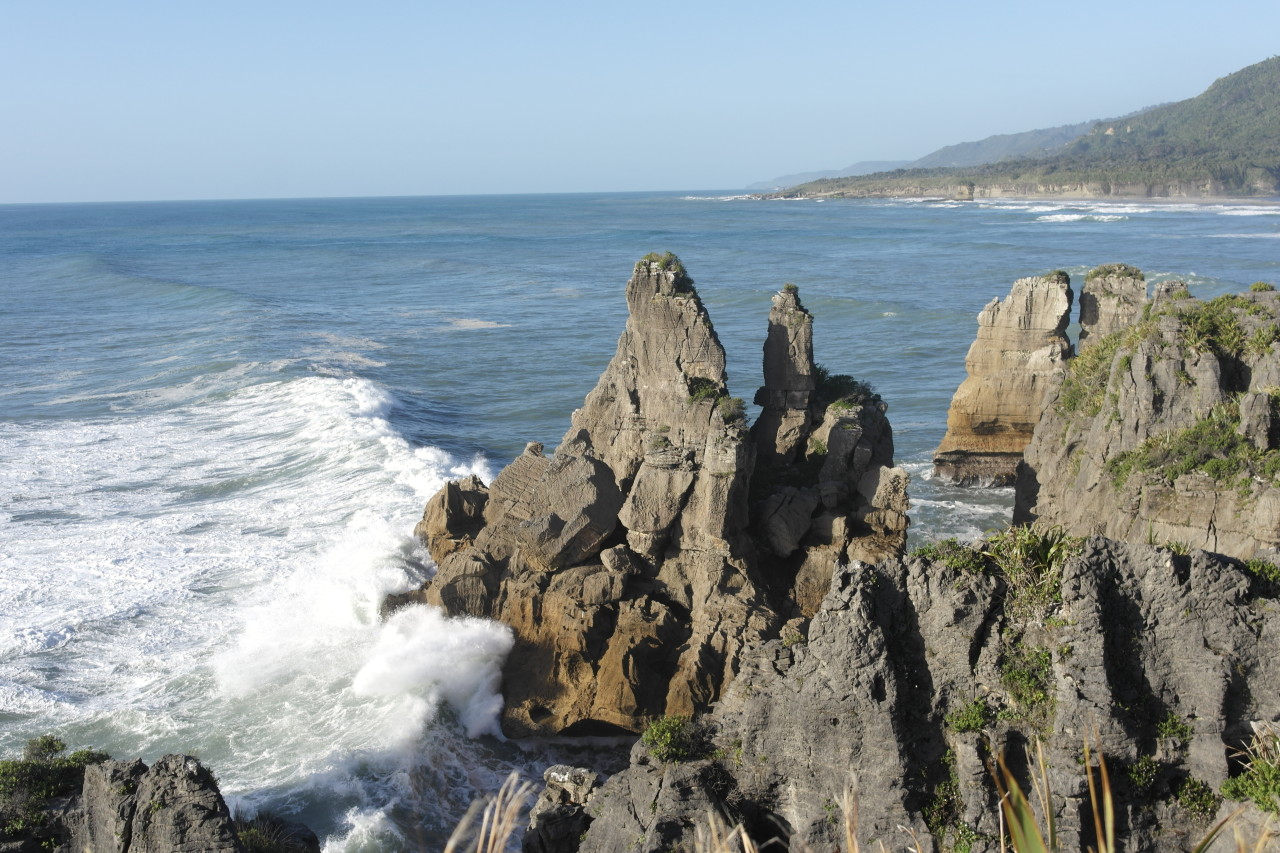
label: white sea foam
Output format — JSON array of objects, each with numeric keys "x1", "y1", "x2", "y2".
[
  {"x1": 0, "y1": 373, "x2": 502, "y2": 847},
  {"x1": 443, "y1": 318, "x2": 513, "y2": 330},
  {"x1": 1215, "y1": 206, "x2": 1280, "y2": 216},
  {"x1": 1036, "y1": 214, "x2": 1128, "y2": 223}
]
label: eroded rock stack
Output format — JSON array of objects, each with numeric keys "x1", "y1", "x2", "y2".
[
  {"x1": 932, "y1": 272, "x2": 1075, "y2": 485},
  {"x1": 1017, "y1": 284, "x2": 1280, "y2": 558},
  {"x1": 1079, "y1": 263, "x2": 1147, "y2": 348},
  {"x1": 413, "y1": 257, "x2": 908, "y2": 737},
  {"x1": 752, "y1": 285, "x2": 816, "y2": 466}
]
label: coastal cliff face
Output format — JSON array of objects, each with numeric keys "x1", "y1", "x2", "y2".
[
  {"x1": 414, "y1": 256, "x2": 907, "y2": 737},
  {"x1": 559, "y1": 536, "x2": 1280, "y2": 853},
  {"x1": 1016, "y1": 282, "x2": 1280, "y2": 559},
  {"x1": 932, "y1": 273, "x2": 1074, "y2": 485}
]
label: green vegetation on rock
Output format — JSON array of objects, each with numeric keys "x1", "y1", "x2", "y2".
[
  {"x1": 984, "y1": 524, "x2": 1082, "y2": 618},
  {"x1": 641, "y1": 716, "x2": 706, "y2": 764},
  {"x1": 781, "y1": 56, "x2": 1280, "y2": 199},
  {"x1": 1105, "y1": 401, "x2": 1280, "y2": 489},
  {"x1": 912, "y1": 537, "x2": 987, "y2": 574},
  {"x1": 1, "y1": 736, "x2": 109, "y2": 838},
  {"x1": 946, "y1": 699, "x2": 992, "y2": 733},
  {"x1": 1222, "y1": 725, "x2": 1280, "y2": 814}
]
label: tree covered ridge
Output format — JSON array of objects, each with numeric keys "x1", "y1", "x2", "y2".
[{"x1": 787, "y1": 55, "x2": 1280, "y2": 197}]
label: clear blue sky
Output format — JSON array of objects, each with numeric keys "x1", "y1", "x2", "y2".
[{"x1": 2, "y1": 0, "x2": 1277, "y2": 203}]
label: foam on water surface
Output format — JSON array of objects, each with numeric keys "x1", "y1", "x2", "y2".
[{"x1": 0, "y1": 372, "x2": 509, "y2": 846}]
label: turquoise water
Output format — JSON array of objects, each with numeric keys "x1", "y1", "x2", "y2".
[{"x1": 2, "y1": 192, "x2": 1278, "y2": 848}]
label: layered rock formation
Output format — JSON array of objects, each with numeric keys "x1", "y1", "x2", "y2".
[
  {"x1": 752, "y1": 285, "x2": 815, "y2": 466},
  {"x1": 554, "y1": 536, "x2": 1280, "y2": 853},
  {"x1": 932, "y1": 272, "x2": 1074, "y2": 485},
  {"x1": 1079, "y1": 263, "x2": 1147, "y2": 348},
  {"x1": 1016, "y1": 284, "x2": 1280, "y2": 559},
  {"x1": 414, "y1": 256, "x2": 908, "y2": 737}
]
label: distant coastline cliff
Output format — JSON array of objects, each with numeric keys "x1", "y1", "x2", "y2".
[{"x1": 770, "y1": 56, "x2": 1280, "y2": 201}]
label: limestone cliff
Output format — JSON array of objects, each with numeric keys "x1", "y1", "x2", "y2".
[
  {"x1": 932, "y1": 272, "x2": 1074, "y2": 485},
  {"x1": 751, "y1": 285, "x2": 815, "y2": 466},
  {"x1": 1016, "y1": 284, "x2": 1280, "y2": 559},
  {"x1": 547, "y1": 536, "x2": 1280, "y2": 853},
  {"x1": 1079, "y1": 263, "x2": 1147, "y2": 349},
  {"x1": 414, "y1": 257, "x2": 908, "y2": 737}
]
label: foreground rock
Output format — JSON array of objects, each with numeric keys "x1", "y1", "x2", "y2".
[
  {"x1": 1017, "y1": 282, "x2": 1280, "y2": 559},
  {"x1": 414, "y1": 256, "x2": 907, "y2": 737},
  {"x1": 0, "y1": 748, "x2": 319, "y2": 853},
  {"x1": 932, "y1": 272, "x2": 1074, "y2": 485},
  {"x1": 559, "y1": 535, "x2": 1280, "y2": 852}
]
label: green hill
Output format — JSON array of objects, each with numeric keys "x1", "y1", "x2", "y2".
[{"x1": 785, "y1": 56, "x2": 1280, "y2": 199}]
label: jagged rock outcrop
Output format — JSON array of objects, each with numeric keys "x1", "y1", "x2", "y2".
[
  {"x1": 415, "y1": 259, "x2": 909, "y2": 737},
  {"x1": 1079, "y1": 263, "x2": 1147, "y2": 348},
  {"x1": 752, "y1": 286, "x2": 815, "y2": 465},
  {"x1": 559, "y1": 536, "x2": 1280, "y2": 853},
  {"x1": 1016, "y1": 284, "x2": 1280, "y2": 559},
  {"x1": 419, "y1": 255, "x2": 774, "y2": 737},
  {"x1": 0, "y1": 753, "x2": 316, "y2": 853},
  {"x1": 523, "y1": 766, "x2": 599, "y2": 853},
  {"x1": 933, "y1": 272, "x2": 1075, "y2": 485}
]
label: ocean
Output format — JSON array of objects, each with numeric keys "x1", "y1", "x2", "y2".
[{"x1": 2, "y1": 192, "x2": 1278, "y2": 849}]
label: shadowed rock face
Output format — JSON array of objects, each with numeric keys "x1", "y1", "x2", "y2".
[
  {"x1": 415, "y1": 258, "x2": 908, "y2": 737},
  {"x1": 564, "y1": 537, "x2": 1280, "y2": 853},
  {"x1": 752, "y1": 287, "x2": 815, "y2": 466},
  {"x1": 932, "y1": 272, "x2": 1074, "y2": 486}
]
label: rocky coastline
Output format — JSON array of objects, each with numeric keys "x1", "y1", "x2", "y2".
[
  {"x1": 423, "y1": 256, "x2": 1278, "y2": 852},
  {"x1": 8, "y1": 256, "x2": 1277, "y2": 853}
]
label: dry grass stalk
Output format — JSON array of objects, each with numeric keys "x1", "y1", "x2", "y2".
[{"x1": 443, "y1": 772, "x2": 535, "y2": 853}]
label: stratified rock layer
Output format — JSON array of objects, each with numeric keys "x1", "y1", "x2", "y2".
[
  {"x1": 933, "y1": 272, "x2": 1074, "y2": 485},
  {"x1": 752, "y1": 286, "x2": 815, "y2": 466},
  {"x1": 417, "y1": 261, "x2": 908, "y2": 737},
  {"x1": 567, "y1": 537, "x2": 1280, "y2": 853},
  {"x1": 1016, "y1": 285, "x2": 1280, "y2": 559},
  {"x1": 421, "y1": 257, "x2": 770, "y2": 737},
  {"x1": 1079, "y1": 263, "x2": 1147, "y2": 348}
]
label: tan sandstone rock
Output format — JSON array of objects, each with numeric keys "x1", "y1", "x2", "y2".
[{"x1": 932, "y1": 271, "x2": 1074, "y2": 485}]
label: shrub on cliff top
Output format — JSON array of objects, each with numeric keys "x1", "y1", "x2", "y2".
[
  {"x1": 814, "y1": 364, "x2": 880, "y2": 407},
  {"x1": 912, "y1": 537, "x2": 987, "y2": 575},
  {"x1": 1086, "y1": 263, "x2": 1145, "y2": 282},
  {"x1": 1222, "y1": 723, "x2": 1280, "y2": 814},
  {"x1": 641, "y1": 715, "x2": 707, "y2": 764},
  {"x1": 984, "y1": 524, "x2": 1082, "y2": 618},
  {"x1": 1251, "y1": 281, "x2": 1276, "y2": 292},
  {"x1": 1, "y1": 737, "x2": 109, "y2": 838},
  {"x1": 1105, "y1": 400, "x2": 1280, "y2": 490}
]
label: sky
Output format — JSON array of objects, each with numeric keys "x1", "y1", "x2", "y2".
[{"x1": 2, "y1": 0, "x2": 1278, "y2": 203}]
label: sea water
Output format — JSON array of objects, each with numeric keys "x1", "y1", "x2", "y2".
[{"x1": 2, "y1": 192, "x2": 1278, "y2": 849}]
